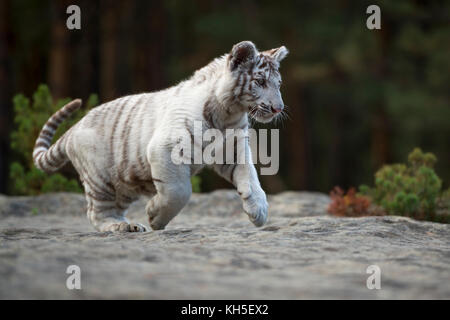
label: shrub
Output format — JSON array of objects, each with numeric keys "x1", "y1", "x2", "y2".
[
  {"x1": 328, "y1": 186, "x2": 379, "y2": 217},
  {"x1": 9, "y1": 84, "x2": 98, "y2": 195},
  {"x1": 359, "y1": 148, "x2": 449, "y2": 223}
]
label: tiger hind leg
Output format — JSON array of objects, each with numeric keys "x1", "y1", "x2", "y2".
[{"x1": 84, "y1": 181, "x2": 148, "y2": 232}]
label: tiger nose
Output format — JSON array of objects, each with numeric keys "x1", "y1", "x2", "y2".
[{"x1": 271, "y1": 105, "x2": 283, "y2": 114}]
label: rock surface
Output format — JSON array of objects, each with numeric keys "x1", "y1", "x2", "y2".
[{"x1": 0, "y1": 190, "x2": 449, "y2": 299}]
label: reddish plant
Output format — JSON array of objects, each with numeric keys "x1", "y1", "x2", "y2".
[{"x1": 328, "y1": 187, "x2": 373, "y2": 217}]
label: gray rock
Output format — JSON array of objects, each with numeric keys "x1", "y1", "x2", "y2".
[{"x1": 0, "y1": 190, "x2": 449, "y2": 299}]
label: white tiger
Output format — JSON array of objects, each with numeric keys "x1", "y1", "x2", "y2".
[{"x1": 32, "y1": 41, "x2": 288, "y2": 232}]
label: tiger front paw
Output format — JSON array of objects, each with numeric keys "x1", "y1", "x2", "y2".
[{"x1": 242, "y1": 189, "x2": 268, "y2": 227}]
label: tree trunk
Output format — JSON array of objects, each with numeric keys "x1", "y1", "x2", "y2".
[
  {"x1": 132, "y1": 1, "x2": 167, "y2": 92},
  {"x1": 371, "y1": 21, "x2": 391, "y2": 168},
  {"x1": 286, "y1": 87, "x2": 309, "y2": 190},
  {"x1": 0, "y1": 0, "x2": 12, "y2": 193},
  {"x1": 99, "y1": 0, "x2": 119, "y2": 101},
  {"x1": 48, "y1": 1, "x2": 71, "y2": 99}
]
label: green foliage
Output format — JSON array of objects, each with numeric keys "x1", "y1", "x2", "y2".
[
  {"x1": 9, "y1": 84, "x2": 98, "y2": 195},
  {"x1": 360, "y1": 148, "x2": 448, "y2": 222},
  {"x1": 191, "y1": 176, "x2": 202, "y2": 193}
]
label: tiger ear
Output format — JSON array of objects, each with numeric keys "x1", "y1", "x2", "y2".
[
  {"x1": 229, "y1": 41, "x2": 257, "y2": 71},
  {"x1": 266, "y1": 46, "x2": 289, "y2": 63}
]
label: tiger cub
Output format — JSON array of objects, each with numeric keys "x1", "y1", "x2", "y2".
[{"x1": 33, "y1": 41, "x2": 288, "y2": 232}]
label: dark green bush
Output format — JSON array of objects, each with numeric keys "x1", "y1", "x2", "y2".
[
  {"x1": 359, "y1": 148, "x2": 449, "y2": 223},
  {"x1": 9, "y1": 84, "x2": 98, "y2": 195}
]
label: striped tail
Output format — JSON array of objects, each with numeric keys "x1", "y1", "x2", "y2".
[{"x1": 33, "y1": 99, "x2": 82, "y2": 173}]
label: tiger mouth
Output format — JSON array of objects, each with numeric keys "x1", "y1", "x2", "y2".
[
  {"x1": 248, "y1": 105, "x2": 278, "y2": 123},
  {"x1": 249, "y1": 104, "x2": 275, "y2": 117}
]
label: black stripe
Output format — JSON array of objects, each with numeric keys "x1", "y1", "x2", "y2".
[
  {"x1": 46, "y1": 121, "x2": 58, "y2": 131},
  {"x1": 110, "y1": 97, "x2": 131, "y2": 166},
  {"x1": 41, "y1": 128, "x2": 54, "y2": 138},
  {"x1": 37, "y1": 155, "x2": 47, "y2": 170},
  {"x1": 84, "y1": 177, "x2": 115, "y2": 200},
  {"x1": 120, "y1": 98, "x2": 141, "y2": 180},
  {"x1": 230, "y1": 164, "x2": 237, "y2": 184},
  {"x1": 86, "y1": 191, "x2": 114, "y2": 202},
  {"x1": 66, "y1": 100, "x2": 80, "y2": 112},
  {"x1": 35, "y1": 140, "x2": 50, "y2": 149},
  {"x1": 45, "y1": 148, "x2": 59, "y2": 167},
  {"x1": 238, "y1": 74, "x2": 248, "y2": 100},
  {"x1": 136, "y1": 100, "x2": 149, "y2": 173}
]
